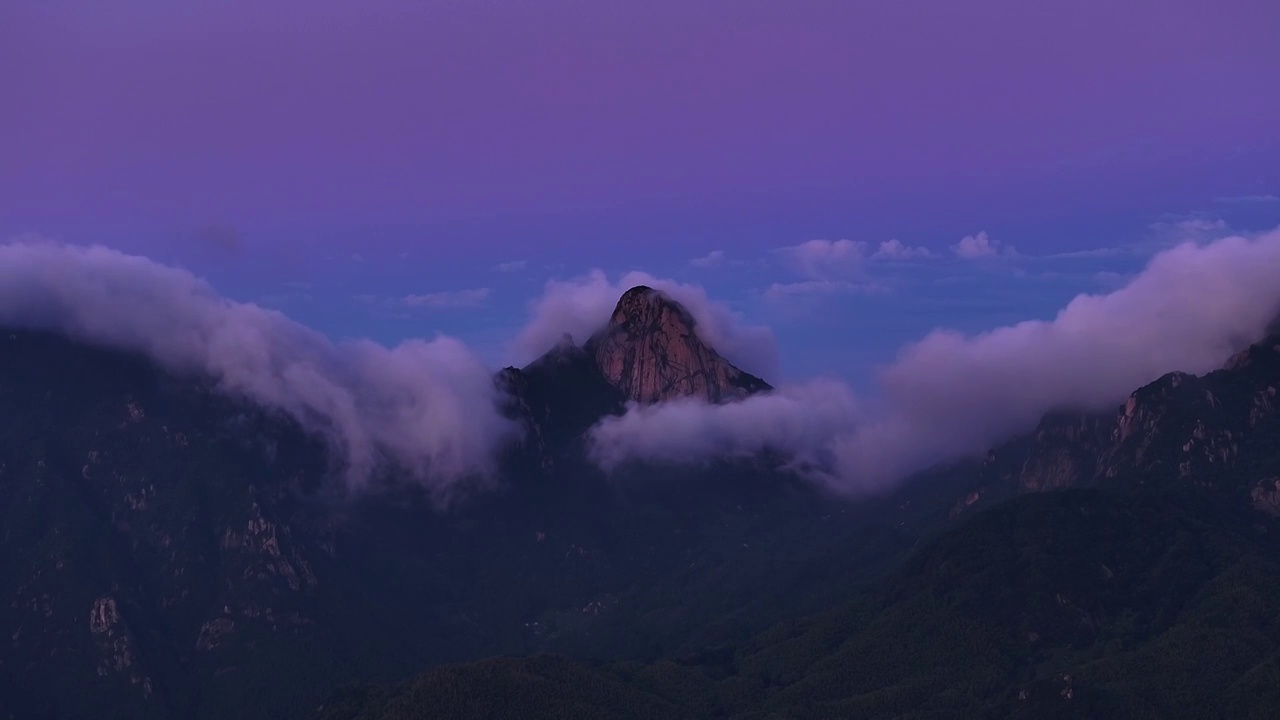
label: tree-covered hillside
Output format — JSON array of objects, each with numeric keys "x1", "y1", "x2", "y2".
[{"x1": 318, "y1": 487, "x2": 1280, "y2": 719}]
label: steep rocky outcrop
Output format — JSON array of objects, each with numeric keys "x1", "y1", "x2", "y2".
[
  {"x1": 498, "y1": 287, "x2": 773, "y2": 459},
  {"x1": 584, "y1": 286, "x2": 771, "y2": 404},
  {"x1": 938, "y1": 332, "x2": 1280, "y2": 520},
  {"x1": 496, "y1": 337, "x2": 626, "y2": 466}
]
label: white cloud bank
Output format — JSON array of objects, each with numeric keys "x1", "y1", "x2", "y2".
[
  {"x1": 9, "y1": 226, "x2": 1280, "y2": 501},
  {"x1": 0, "y1": 239, "x2": 518, "y2": 503},
  {"x1": 589, "y1": 227, "x2": 1280, "y2": 493}
]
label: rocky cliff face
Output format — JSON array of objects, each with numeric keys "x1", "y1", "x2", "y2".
[
  {"x1": 584, "y1": 286, "x2": 771, "y2": 404},
  {"x1": 498, "y1": 286, "x2": 772, "y2": 460},
  {"x1": 0, "y1": 331, "x2": 340, "y2": 719},
  {"x1": 938, "y1": 332, "x2": 1280, "y2": 520}
]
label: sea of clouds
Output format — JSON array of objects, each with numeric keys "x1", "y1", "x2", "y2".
[{"x1": 3, "y1": 226, "x2": 1279, "y2": 500}]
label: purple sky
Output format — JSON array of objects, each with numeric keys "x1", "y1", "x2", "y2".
[{"x1": 3, "y1": 0, "x2": 1279, "y2": 385}]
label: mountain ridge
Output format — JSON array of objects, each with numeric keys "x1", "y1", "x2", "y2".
[
  {"x1": 7, "y1": 300, "x2": 1280, "y2": 719},
  {"x1": 885, "y1": 330, "x2": 1280, "y2": 531},
  {"x1": 313, "y1": 328, "x2": 1280, "y2": 720},
  {"x1": 0, "y1": 313, "x2": 836, "y2": 720}
]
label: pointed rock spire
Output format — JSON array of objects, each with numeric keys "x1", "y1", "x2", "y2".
[{"x1": 585, "y1": 286, "x2": 770, "y2": 404}]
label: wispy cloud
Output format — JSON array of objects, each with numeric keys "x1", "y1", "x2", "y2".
[
  {"x1": 1040, "y1": 246, "x2": 1127, "y2": 260},
  {"x1": 1158, "y1": 217, "x2": 1228, "y2": 232},
  {"x1": 1214, "y1": 194, "x2": 1280, "y2": 205},
  {"x1": 1093, "y1": 270, "x2": 1130, "y2": 289},
  {"x1": 689, "y1": 250, "x2": 727, "y2": 268},
  {"x1": 777, "y1": 239, "x2": 866, "y2": 279},
  {"x1": 403, "y1": 288, "x2": 492, "y2": 309},
  {"x1": 871, "y1": 238, "x2": 933, "y2": 260},
  {"x1": 764, "y1": 238, "x2": 926, "y2": 303},
  {"x1": 951, "y1": 231, "x2": 1017, "y2": 259},
  {"x1": 1147, "y1": 217, "x2": 1232, "y2": 243},
  {"x1": 493, "y1": 260, "x2": 527, "y2": 273},
  {"x1": 763, "y1": 280, "x2": 884, "y2": 302}
]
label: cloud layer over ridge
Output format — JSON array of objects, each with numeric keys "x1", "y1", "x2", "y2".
[
  {"x1": 7, "y1": 226, "x2": 1280, "y2": 500},
  {"x1": 0, "y1": 240, "x2": 518, "y2": 503},
  {"x1": 589, "y1": 227, "x2": 1280, "y2": 492}
]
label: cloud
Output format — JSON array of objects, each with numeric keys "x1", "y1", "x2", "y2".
[
  {"x1": 588, "y1": 227, "x2": 1280, "y2": 493},
  {"x1": 871, "y1": 239, "x2": 933, "y2": 260},
  {"x1": 951, "y1": 231, "x2": 1017, "y2": 259},
  {"x1": 0, "y1": 239, "x2": 518, "y2": 504},
  {"x1": 1214, "y1": 194, "x2": 1280, "y2": 205},
  {"x1": 777, "y1": 239, "x2": 867, "y2": 279},
  {"x1": 1041, "y1": 246, "x2": 1127, "y2": 260},
  {"x1": 404, "y1": 288, "x2": 492, "y2": 309},
  {"x1": 1148, "y1": 217, "x2": 1232, "y2": 243},
  {"x1": 779, "y1": 237, "x2": 933, "y2": 270},
  {"x1": 16, "y1": 226, "x2": 1280, "y2": 503},
  {"x1": 493, "y1": 260, "x2": 527, "y2": 272},
  {"x1": 512, "y1": 269, "x2": 779, "y2": 381},
  {"x1": 590, "y1": 380, "x2": 860, "y2": 473},
  {"x1": 763, "y1": 280, "x2": 884, "y2": 302},
  {"x1": 689, "y1": 250, "x2": 727, "y2": 268},
  {"x1": 1092, "y1": 270, "x2": 1130, "y2": 289},
  {"x1": 762, "y1": 238, "x2": 924, "y2": 304}
]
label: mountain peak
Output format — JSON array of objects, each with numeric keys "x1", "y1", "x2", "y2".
[
  {"x1": 586, "y1": 286, "x2": 771, "y2": 404},
  {"x1": 607, "y1": 285, "x2": 689, "y2": 326}
]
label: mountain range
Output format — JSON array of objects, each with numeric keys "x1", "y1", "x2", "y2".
[{"x1": 3, "y1": 286, "x2": 1279, "y2": 719}]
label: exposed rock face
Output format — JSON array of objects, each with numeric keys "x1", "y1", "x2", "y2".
[
  {"x1": 1016, "y1": 413, "x2": 1110, "y2": 492},
  {"x1": 585, "y1": 286, "x2": 771, "y2": 404},
  {"x1": 1251, "y1": 478, "x2": 1280, "y2": 517},
  {"x1": 941, "y1": 332, "x2": 1280, "y2": 520},
  {"x1": 498, "y1": 287, "x2": 774, "y2": 459}
]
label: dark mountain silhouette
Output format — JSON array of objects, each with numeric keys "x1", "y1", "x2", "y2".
[
  {"x1": 316, "y1": 328, "x2": 1280, "y2": 720},
  {"x1": 316, "y1": 488, "x2": 1280, "y2": 719},
  {"x1": 4, "y1": 293, "x2": 1280, "y2": 720},
  {"x1": 0, "y1": 290, "x2": 871, "y2": 720}
]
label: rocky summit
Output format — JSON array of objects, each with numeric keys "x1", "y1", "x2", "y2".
[
  {"x1": 584, "y1": 285, "x2": 771, "y2": 404},
  {"x1": 498, "y1": 286, "x2": 773, "y2": 459}
]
